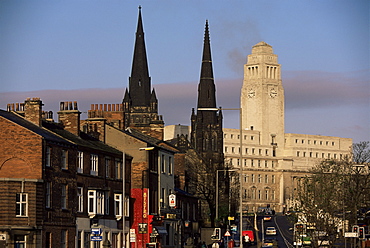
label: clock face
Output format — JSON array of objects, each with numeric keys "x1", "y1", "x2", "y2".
[
  {"x1": 248, "y1": 89, "x2": 255, "y2": 98},
  {"x1": 269, "y1": 89, "x2": 277, "y2": 98}
]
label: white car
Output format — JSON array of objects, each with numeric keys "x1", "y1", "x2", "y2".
[{"x1": 265, "y1": 226, "x2": 277, "y2": 236}]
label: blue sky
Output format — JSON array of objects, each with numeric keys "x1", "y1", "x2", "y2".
[{"x1": 0, "y1": 0, "x2": 369, "y2": 143}]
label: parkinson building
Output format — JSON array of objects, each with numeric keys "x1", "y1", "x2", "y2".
[{"x1": 224, "y1": 41, "x2": 352, "y2": 213}]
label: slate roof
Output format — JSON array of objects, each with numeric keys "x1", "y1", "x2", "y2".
[
  {"x1": 0, "y1": 109, "x2": 73, "y2": 145},
  {"x1": 43, "y1": 121, "x2": 122, "y2": 155},
  {"x1": 124, "y1": 127, "x2": 179, "y2": 153},
  {"x1": 1, "y1": 109, "x2": 122, "y2": 155}
]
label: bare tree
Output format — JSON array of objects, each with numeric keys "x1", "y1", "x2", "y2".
[{"x1": 295, "y1": 142, "x2": 370, "y2": 247}]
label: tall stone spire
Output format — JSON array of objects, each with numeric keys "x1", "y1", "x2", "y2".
[
  {"x1": 128, "y1": 5, "x2": 152, "y2": 107},
  {"x1": 197, "y1": 20, "x2": 216, "y2": 110},
  {"x1": 122, "y1": 6, "x2": 163, "y2": 139},
  {"x1": 191, "y1": 20, "x2": 223, "y2": 163}
]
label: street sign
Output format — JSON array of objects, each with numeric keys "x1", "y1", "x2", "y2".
[
  {"x1": 91, "y1": 228, "x2": 102, "y2": 235},
  {"x1": 345, "y1": 232, "x2": 358, "y2": 238},
  {"x1": 130, "y1": 229, "x2": 136, "y2": 243},
  {"x1": 224, "y1": 231, "x2": 231, "y2": 237},
  {"x1": 169, "y1": 194, "x2": 176, "y2": 208},
  {"x1": 91, "y1": 236, "x2": 103, "y2": 241}
]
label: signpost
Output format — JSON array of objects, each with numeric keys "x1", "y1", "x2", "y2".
[
  {"x1": 91, "y1": 236, "x2": 103, "y2": 241},
  {"x1": 345, "y1": 232, "x2": 358, "y2": 238}
]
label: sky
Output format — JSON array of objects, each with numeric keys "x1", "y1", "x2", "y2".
[{"x1": 0, "y1": 0, "x2": 369, "y2": 143}]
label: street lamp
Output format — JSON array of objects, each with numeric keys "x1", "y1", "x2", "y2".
[
  {"x1": 122, "y1": 146, "x2": 155, "y2": 248},
  {"x1": 197, "y1": 107, "x2": 243, "y2": 244}
]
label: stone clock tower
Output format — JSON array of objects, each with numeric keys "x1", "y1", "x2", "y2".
[{"x1": 240, "y1": 42, "x2": 284, "y2": 154}]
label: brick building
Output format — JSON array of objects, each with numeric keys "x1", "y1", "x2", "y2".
[{"x1": 0, "y1": 98, "x2": 130, "y2": 248}]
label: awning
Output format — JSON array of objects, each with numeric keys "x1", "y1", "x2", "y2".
[{"x1": 154, "y1": 226, "x2": 168, "y2": 235}]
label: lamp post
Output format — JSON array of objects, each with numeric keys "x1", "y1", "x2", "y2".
[
  {"x1": 197, "y1": 107, "x2": 243, "y2": 244},
  {"x1": 122, "y1": 146, "x2": 155, "y2": 248}
]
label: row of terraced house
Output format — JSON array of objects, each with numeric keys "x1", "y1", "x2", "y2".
[{"x1": 0, "y1": 97, "x2": 199, "y2": 248}]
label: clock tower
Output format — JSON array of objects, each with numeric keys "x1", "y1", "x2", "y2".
[{"x1": 240, "y1": 42, "x2": 284, "y2": 152}]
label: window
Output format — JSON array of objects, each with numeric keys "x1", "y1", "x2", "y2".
[
  {"x1": 245, "y1": 148, "x2": 248, "y2": 154},
  {"x1": 115, "y1": 159, "x2": 122, "y2": 179},
  {"x1": 125, "y1": 196, "x2": 129, "y2": 217},
  {"x1": 105, "y1": 157, "x2": 111, "y2": 178},
  {"x1": 46, "y1": 182, "x2": 51, "y2": 208},
  {"x1": 46, "y1": 232, "x2": 52, "y2": 248},
  {"x1": 265, "y1": 149, "x2": 268, "y2": 156},
  {"x1": 161, "y1": 155, "x2": 165, "y2": 173},
  {"x1": 14, "y1": 235, "x2": 26, "y2": 247},
  {"x1": 61, "y1": 184, "x2": 67, "y2": 209},
  {"x1": 77, "y1": 151, "x2": 83, "y2": 173},
  {"x1": 258, "y1": 174, "x2": 262, "y2": 183},
  {"x1": 77, "y1": 187, "x2": 83, "y2": 212},
  {"x1": 271, "y1": 190, "x2": 275, "y2": 200},
  {"x1": 225, "y1": 147, "x2": 228, "y2": 153},
  {"x1": 258, "y1": 160, "x2": 261, "y2": 167},
  {"x1": 271, "y1": 161, "x2": 275, "y2": 168},
  {"x1": 230, "y1": 134, "x2": 234, "y2": 139},
  {"x1": 46, "y1": 146, "x2": 51, "y2": 167},
  {"x1": 105, "y1": 192, "x2": 109, "y2": 215},
  {"x1": 237, "y1": 159, "x2": 240, "y2": 166},
  {"x1": 272, "y1": 175, "x2": 275, "y2": 184},
  {"x1": 169, "y1": 156, "x2": 173, "y2": 174},
  {"x1": 16, "y1": 193, "x2": 28, "y2": 217},
  {"x1": 251, "y1": 159, "x2": 254, "y2": 167},
  {"x1": 265, "y1": 175, "x2": 268, "y2": 183},
  {"x1": 251, "y1": 174, "x2": 255, "y2": 183},
  {"x1": 90, "y1": 154, "x2": 98, "y2": 176},
  {"x1": 251, "y1": 136, "x2": 254, "y2": 140},
  {"x1": 244, "y1": 175, "x2": 248, "y2": 183},
  {"x1": 114, "y1": 194, "x2": 122, "y2": 219},
  {"x1": 258, "y1": 190, "x2": 261, "y2": 200},
  {"x1": 231, "y1": 147, "x2": 235, "y2": 153},
  {"x1": 88, "y1": 190, "x2": 105, "y2": 215},
  {"x1": 265, "y1": 160, "x2": 268, "y2": 168},
  {"x1": 297, "y1": 151, "x2": 300, "y2": 157},
  {"x1": 61, "y1": 230, "x2": 67, "y2": 248},
  {"x1": 237, "y1": 135, "x2": 240, "y2": 139},
  {"x1": 265, "y1": 190, "x2": 269, "y2": 200},
  {"x1": 61, "y1": 150, "x2": 67, "y2": 169},
  {"x1": 244, "y1": 159, "x2": 247, "y2": 166}
]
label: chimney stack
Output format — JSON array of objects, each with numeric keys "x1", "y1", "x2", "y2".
[
  {"x1": 58, "y1": 101, "x2": 81, "y2": 136},
  {"x1": 24, "y1": 98, "x2": 43, "y2": 126}
]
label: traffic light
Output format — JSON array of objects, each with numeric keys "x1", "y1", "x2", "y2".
[
  {"x1": 353, "y1": 225, "x2": 359, "y2": 234},
  {"x1": 211, "y1": 228, "x2": 221, "y2": 240},
  {"x1": 294, "y1": 223, "x2": 306, "y2": 234},
  {"x1": 359, "y1": 227, "x2": 365, "y2": 239}
]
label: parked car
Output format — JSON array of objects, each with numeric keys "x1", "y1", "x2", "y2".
[{"x1": 265, "y1": 227, "x2": 277, "y2": 236}]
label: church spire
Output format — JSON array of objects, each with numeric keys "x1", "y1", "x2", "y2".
[
  {"x1": 128, "y1": 6, "x2": 151, "y2": 107},
  {"x1": 197, "y1": 20, "x2": 216, "y2": 109}
]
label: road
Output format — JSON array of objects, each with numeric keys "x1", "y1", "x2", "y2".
[{"x1": 258, "y1": 215, "x2": 294, "y2": 248}]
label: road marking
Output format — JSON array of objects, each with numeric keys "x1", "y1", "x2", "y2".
[{"x1": 274, "y1": 216, "x2": 294, "y2": 248}]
